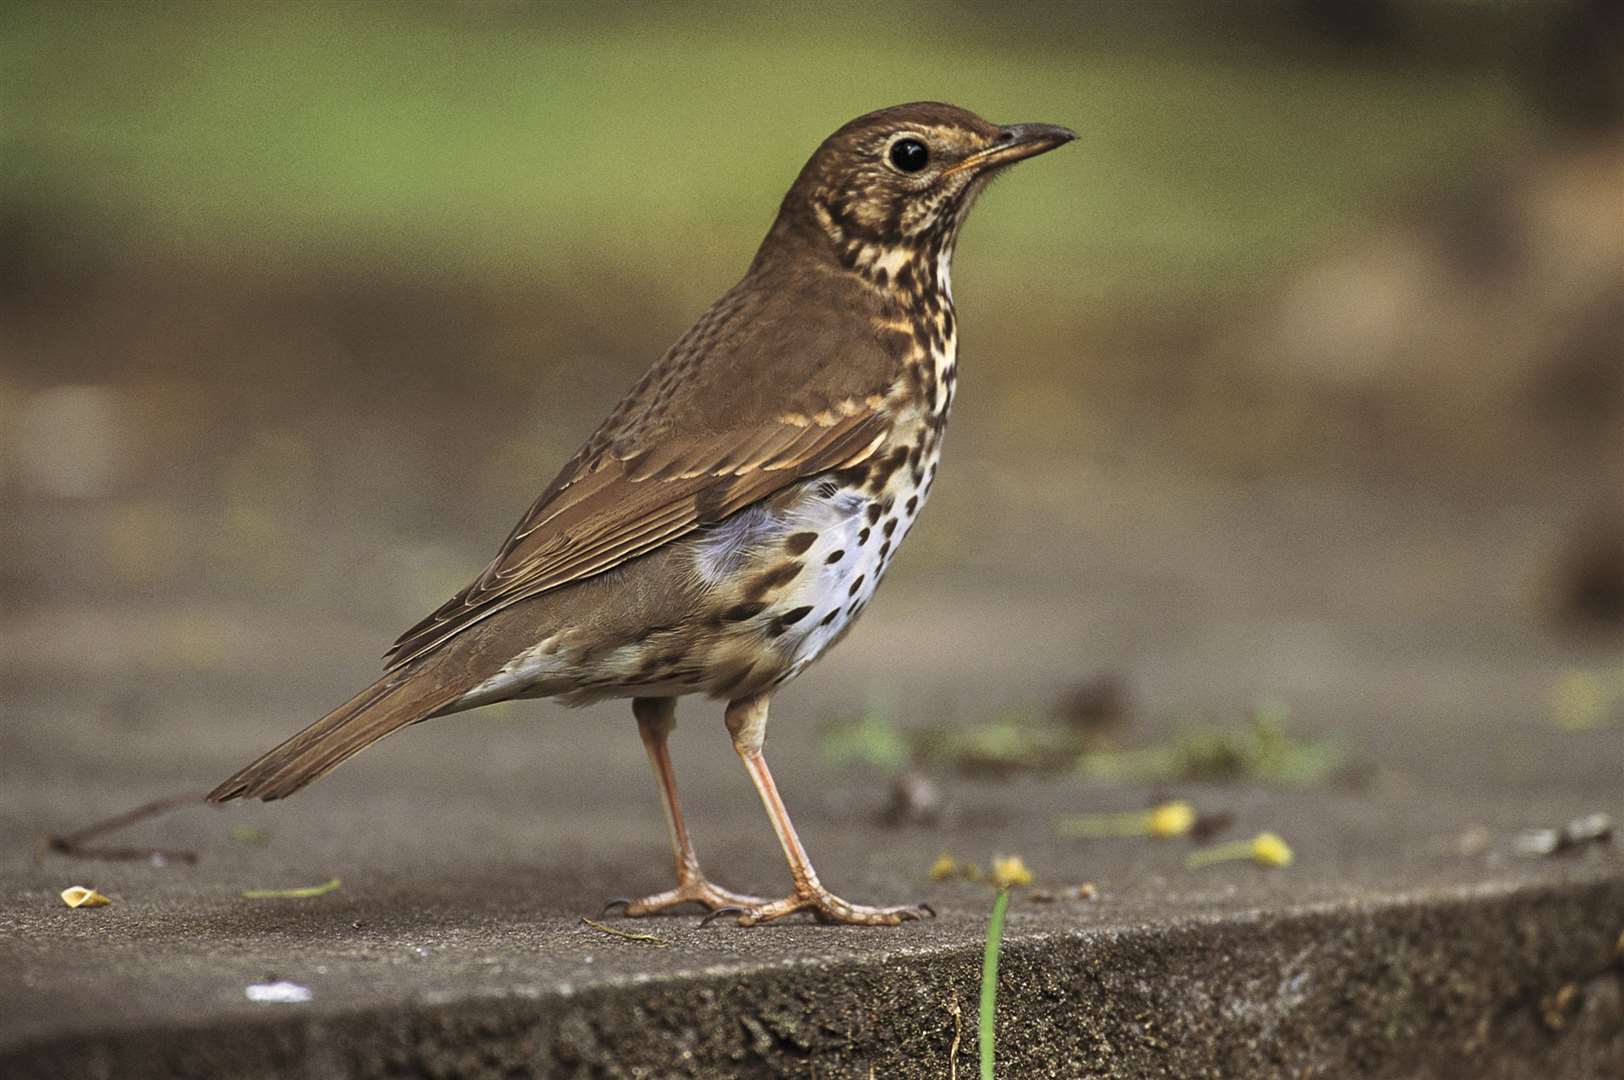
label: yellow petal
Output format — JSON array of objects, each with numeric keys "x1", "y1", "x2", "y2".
[
  {"x1": 61, "y1": 886, "x2": 111, "y2": 908},
  {"x1": 929, "y1": 853, "x2": 960, "y2": 881},
  {"x1": 1148, "y1": 800, "x2": 1197, "y2": 838},
  {"x1": 1250, "y1": 832, "x2": 1294, "y2": 867},
  {"x1": 990, "y1": 855, "x2": 1034, "y2": 889},
  {"x1": 1187, "y1": 832, "x2": 1294, "y2": 870},
  {"x1": 1056, "y1": 800, "x2": 1199, "y2": 838}
]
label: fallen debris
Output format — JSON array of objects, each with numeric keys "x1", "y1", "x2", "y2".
[
  {"x1": 579, "y1": 916, "x2": 671, "y2": 948},
  {"x1": 1055, "y1": 799, "x2": 1197, "y2": 839},
  {"x1": 60, "y1": 886, "x2": 111, "y2": 909},
  {"x1": 245, "y1": 981, "x2": 312, "y2": 1004},
  {"x1": 877, "y1": 770, "x2": 943, "y2": 827},
  {"x1": 1539, "y1": 981, "x2": 1581, "y2": 1031},
  {"x1": 1187, "y1": 832, "x2": 1295, "y2": 870},
  {"x1": 1189, "y1": 810, "x2": 1236, "y2": 842},
  {"x1": 43, "y1": 791, "x2": 203, "y2": 865},
  {"x1": 928, "y1": 852, "x2": 1039, "y2": 891},
  {"x1": 826, "y1": 698, "x2": 1345, "y2": 787},
  {"x1": 241, "y1": 878, "x2": 342, "y2": 900},
  {"x1": 989, "y1": 855, "x2": 1034, "y2": 889},
  {"x1": 1515, "y1": 813, "x2": 1615, "y2": 857},
  {"x1": 1078, "y1": 704, "x2": 1342, "y2": 787},
  {"x1": 1052, "y1": 673, "x2": 1133, "y2": 743},
  {"x1": 913, "y1": 707, "x2": 1072, "y2": 777},
  {"x1": 1027, "y1": 883, "x2": 1099, "y2": 904}
]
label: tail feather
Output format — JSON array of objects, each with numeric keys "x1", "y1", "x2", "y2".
[{"x1": 208, "y1": 668, "x2": 471, "y2": 802}]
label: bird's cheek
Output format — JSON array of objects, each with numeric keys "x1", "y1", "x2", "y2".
[{"x1": 899, "y1": 190, "x2": 947, "y2": 236}]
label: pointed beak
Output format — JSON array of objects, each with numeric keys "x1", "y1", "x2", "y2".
[{"x1": 945, "y1": 122, "x2": 1077, "y2": 176}]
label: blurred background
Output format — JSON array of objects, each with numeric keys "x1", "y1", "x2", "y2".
[{"x1": 3, "y1": 1, "x2": 1621, "y2": 822}]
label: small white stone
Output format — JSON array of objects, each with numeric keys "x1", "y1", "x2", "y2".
[{"x1": 245, "y1": 980, "x2": 312, "y2": 1004}]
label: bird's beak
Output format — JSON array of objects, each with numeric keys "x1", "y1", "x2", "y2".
[{"x1": 943, "y1": 122, "x2": 1077, "y2": 177}]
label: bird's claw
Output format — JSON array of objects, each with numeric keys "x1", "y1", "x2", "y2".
[
  {"x1": 695, "y1": 891, "x2": 934, "y2": 927},
  {"x1": 599, "y1": 879, "x2": 769, "y2": 919},
  {"x1": 698, "y1": 906, "x2": 746, "y2": 928}
]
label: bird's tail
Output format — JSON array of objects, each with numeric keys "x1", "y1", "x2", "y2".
[{"x1": 207, "y1": 665, "x2": 472, "y2": 803}]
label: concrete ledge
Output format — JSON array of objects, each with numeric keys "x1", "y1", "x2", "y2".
[
  {"x1": 6, "y1": 638, "x2": 1623, "y2": 1078},
  {"x1": 6, "y1": 870, "x2": 1620, "y2": 1078}
]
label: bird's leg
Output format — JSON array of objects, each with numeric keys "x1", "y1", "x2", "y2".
[
  {"x1": 715, "y1": 693, "x2": 931, "y2": 927},
  {"x1": 604, "y1": 697, "x2": 768, "y2": 917}
]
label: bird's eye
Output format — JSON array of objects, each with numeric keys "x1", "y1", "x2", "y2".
[{"x1": 888, "y1": 138, "x2": 930, "y2": 173}]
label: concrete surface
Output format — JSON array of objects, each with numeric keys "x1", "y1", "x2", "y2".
[
  {"x1": 4, "y1": 593, "x2": 1623, "y2": 1077},
  {"x1": 6, "y1": 464, "x2": 1624, "y2": 1077}
]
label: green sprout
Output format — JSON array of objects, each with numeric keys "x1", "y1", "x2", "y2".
[{"x1": 979, "y1": 887, "x2": 1010, "y2": 1080}]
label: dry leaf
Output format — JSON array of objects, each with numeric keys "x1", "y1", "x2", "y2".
[{"x1": 61, "y1": 885, "x2": 111, "y2": 908}]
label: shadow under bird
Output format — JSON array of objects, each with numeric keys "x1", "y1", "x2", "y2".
[{"x1": 210, "y1": 102, "x2": 1074, "y2": 926}]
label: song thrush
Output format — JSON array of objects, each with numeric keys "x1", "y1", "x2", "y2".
[{"x1": 210, "y1": 102, "x2": 1074, "y2": 926}]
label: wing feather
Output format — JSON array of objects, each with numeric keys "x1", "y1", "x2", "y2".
[
  {"x1": 384, "y1": 408, "x2": 889, "y2": 668},
  {"x1": 383, "y1": 259, "x2": 900, "y2": 670}
]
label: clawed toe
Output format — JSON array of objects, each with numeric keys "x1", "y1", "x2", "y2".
[
  {"x1": 600, "y1": 879, "x2": 768, "y2": 918},
  {"x1": 698, "y1": 906, "x2": 746, "y2": 928},
  {"x1": 698, "y1": 887, "x2": 934, "y2": 927}
]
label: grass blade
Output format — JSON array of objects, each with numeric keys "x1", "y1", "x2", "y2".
[
  {"x1": 979, "y1": 888, "x2": 1010, "y2": 1080},
  {"x1": 240, "y1": 877, "x2": 341, "y2": 899}
]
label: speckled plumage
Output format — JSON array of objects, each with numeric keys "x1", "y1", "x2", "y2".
[
  {"x1": 211, "y1": 103, "x2": 1073, "y2": 925},
  {"x1": 445, "y1": 215, "x2": 960, "y2": 709}
]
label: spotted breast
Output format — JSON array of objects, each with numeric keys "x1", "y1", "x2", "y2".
[
  {"x1": 686, "y1": 305, "x2": 956, "y2": 695},
  {"x1": 447, "y1": 243, "x2": 958, "y2": 710}
]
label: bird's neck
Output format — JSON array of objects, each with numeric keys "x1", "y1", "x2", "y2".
[
  {"x1": 847, "y1": 237, "x2": 954, "y2": 306},
  {"x1": 754, "y1": 211, "x2": 959, "y2": 424},
  {"x1": 852, "y1": 239, "x2": 958, "y2": 432},
  {"x1": 760, "y1": 199, "x2": 958, "y2": 308}
]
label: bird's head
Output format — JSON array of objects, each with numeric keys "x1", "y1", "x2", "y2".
[{"x1": 769, "y1": 102, "x2": 1075, "y2": 286}]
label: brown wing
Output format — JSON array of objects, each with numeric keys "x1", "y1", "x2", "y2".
[{"x1": 384, "y1": 261, "x2": 900, "y2": 670}]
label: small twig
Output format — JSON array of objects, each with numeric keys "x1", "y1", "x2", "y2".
[
  {"x1": 579, "y1": 915, "x2": 671, "y2": 948},
  {"x1": 43, "y1": 791, "x2": 205, "y2": 864},
  {"x1": 947, "y1": 992, "x2": 963, "y2": 1080},
  {"x1": 241, "y1": 878, "x2": 342, "y2": 899}
]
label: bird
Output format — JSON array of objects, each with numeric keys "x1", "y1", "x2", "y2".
[{"x1": 209, "y1": 102, "x2": 1075, "y2": 926}]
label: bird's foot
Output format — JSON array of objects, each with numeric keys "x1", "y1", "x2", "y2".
[
  {"x1": 601, "y1": 878, "x2": 769, "y2": 918},
  {"x1": 699, "y1": 885, "x2": 934, "y2": 927}
]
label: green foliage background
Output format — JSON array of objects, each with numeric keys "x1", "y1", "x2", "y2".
[{"x1": 2, "y1": 1, "x2": 1531, "y2": 310}]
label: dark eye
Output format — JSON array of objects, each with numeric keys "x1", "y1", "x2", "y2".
[{"x1": 888, "y1": 138, "x2": 929, "y2": 173}]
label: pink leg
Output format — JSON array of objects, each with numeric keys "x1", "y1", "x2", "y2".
[
  {"x1": 604, "y1": 697, "x2": 767, "y2": 917},
  {"x1": 714, "y1": 693, "x2": 932, "y2": 927}
]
